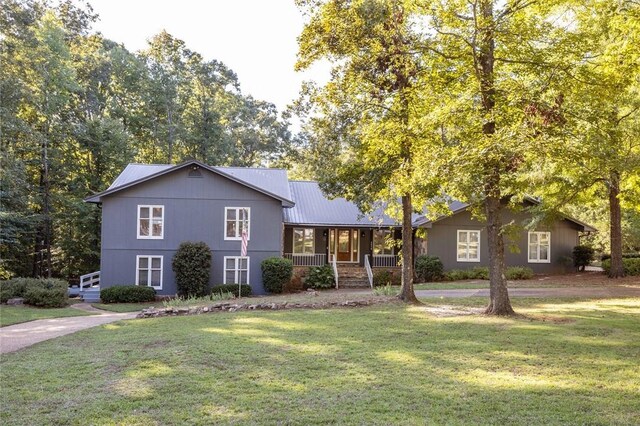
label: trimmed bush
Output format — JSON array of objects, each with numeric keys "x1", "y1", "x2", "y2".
[
  {"x1": 1, "y1": 278, "x2": 68, "y2": 307},
  {"x1": 172, "y1": 241, "x2": 212, "y2": 297},
  {"x1": 261, "y1": 257, "x2": 293, "y2": 294},
  {"x1": 505, "y1": 266, "x2": 534, "y2": 280},
  {"x1": 211, "y1": 284, "x2": 252, "y2": 298},
  {"x1": 306, "y1": 265, "x2": 335, "y2": 289},
  {"x1": 373, "y1": 269, "x2": 401, "y2": 287},
  {"x1": 602, "y1": 258, "x2": 640, "y2": 276},
  {"x1": 100, "y1": 285, "x2": 156, "y2": 303},
  {"x1": 443, "y1": 267, "x2": 488, "y2": 281},
  {"x1": 415, "y1": 255, "x2": 444, "y2": 282},
  {"x1": 573, "y1": 245, "x2": 595, "y2": 271}
]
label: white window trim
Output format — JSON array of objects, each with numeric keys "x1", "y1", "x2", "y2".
[
  {"x1": 136, "y1": 255, "x2": 163, "y2": 290},
  {"x1": 457, "y1": 230, "x2": 481, "y2": 262},
  {"x1": 223, "y1": 256, "x2": 250, "y2": 285},
  {"x1": 292, "y1": 228, "x2": 315, "y2": 255},
  {"x1": 224, "y1": 207, "x2": 251, "y2": 241},
  {"x1": 137, "y1": 205, "x2": 164, "y2": 239},
  {"x1": 528, "y1": 231, "x2": 551, "y2": 263}
]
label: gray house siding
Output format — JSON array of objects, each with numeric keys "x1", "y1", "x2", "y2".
[
  {"x1": 100, "y1": 168, "x2": 283, "y2": 295},
  {"x1": 425, "y1": 210, "x2": 580, "y2": 274}
]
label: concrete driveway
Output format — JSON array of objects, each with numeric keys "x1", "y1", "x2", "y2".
[
  {"x1": 0, "y1": 304, "x2": 137, "y2": 354},
  {"x1": 415, "y1": 286, "x2": 640, "y2": 298}
]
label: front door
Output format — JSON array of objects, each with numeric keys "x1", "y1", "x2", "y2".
[{"x1": 337, "y1": 229, "x2": 351, "y2": 261}]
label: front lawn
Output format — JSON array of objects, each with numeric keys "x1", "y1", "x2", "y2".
[
  {"x1": 2, "y1": 297, "x2": 639, "y2": 425},
  {"x1": 0, "y1": 305, "x2": 93, "y2": 327}
]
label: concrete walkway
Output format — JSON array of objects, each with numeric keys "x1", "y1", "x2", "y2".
[
  {"x1": 415, "y1": 286, "x2": 640, "y2": 298},
  {"x1": 0, "y1": 303, "x2": 138, "y2": 354}
]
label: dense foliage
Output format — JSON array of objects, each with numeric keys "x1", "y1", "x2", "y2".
[
  {"x1": 260, "y1": 257, "x2": 293, "y2": 294},
  {"x1": 0, "y1": 278, "x2": 68, "y2": 307},
  {"x1": 573, "y1": 246, "x2": 595, "y2": 271},
  {"x1": 415, "y1": 256, "x2": 444, "y2": 282},
  {"x1": 211, "y1": 284, "x2": 252, "y2": 298},
  {"x1": 99, "y1": 285, "x2": 156, "y2": 304},
  {"x1": 172, "y1": 242, "x2": 212, "y2": 297},
  {"x1": 0, "y1": 1, "x2": 291, "y2": 281},
  {"x1": 305, "y1": 265, "x2": 335, "y2": 289},
  {"x1": 602, "y1": 259, "x2": 640, "y2": 276}
]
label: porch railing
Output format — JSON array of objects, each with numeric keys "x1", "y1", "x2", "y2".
[
  {"x1": 283, "y1": 253, "x2": 327, "y2": 267},
  {"x1": 331, "y1": 255, "x2": 339, "y2": 289},
  {"x1": 364, "y1": 255, "x2": 374, "y2": 288},
  {"x1": 372, "y1": 255, "x2": 399, "y2": 268},
  {"x1": 78, "y1": 271, "x2": 100, "y2": 292}
]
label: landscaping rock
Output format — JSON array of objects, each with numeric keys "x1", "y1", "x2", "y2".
[{"x1": 7, "y1": 298, "x2": 25, "y2": 306}]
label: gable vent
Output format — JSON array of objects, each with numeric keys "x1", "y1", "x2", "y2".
[{"x1": 188, "y1": 166, "x2": 202, "y2": 178}]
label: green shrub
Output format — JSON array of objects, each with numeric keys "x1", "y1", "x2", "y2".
[
  {"x1": 573, "y1": 245, "x2": 595, "y2": 270},
  {"x1": 444, "y1": 267, "x2": 489, "y2": 281},
  {"x1": 602, "y1": 258, "x2": 640, "y2": 276},
  {"x1": 100, "y1": 285, "x2": 156, "y2": 303},
  {"x1": 373, "y1": 269, "x2": 401, "y2": 287},
  {"x1": 415, "y1": 255, "x2": 444, "y2": 282},
  {"x1": 0, "y1": 278, "x2": 29, "y2": 303},
  {"x1": 505, "y1": 266, "x2": 534, "y2": 280},
  {"x1": 306, "y1": 265, "x2": 335, "y2": 289},
  {"x1": 172, "y1": 241, "x2": 212, "y2": 297},
  {"x1": 211, "y1": 284, "x2": 252, "y2": 298},
  {"x1": 22, "y1": 279, "x2": 68, "y2": 308},
  {"x1": 1, "y1": 278, "x2": 68, "y2": 307},
  {"x1": 261, "y1": 257, "x2": 293, "y2": 294}
]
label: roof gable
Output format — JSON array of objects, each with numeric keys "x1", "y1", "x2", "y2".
[{"x1": 85, "y1": 160, "x2": 294, "y2": 207}]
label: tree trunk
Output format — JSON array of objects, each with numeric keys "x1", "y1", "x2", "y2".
[
  {"x1": 484, "y1": 195, "x2": 514, "y2": 315},
  {"x1": 608, "y1": 170, "x2": 625, "y2": 278},
  {"x1": 398, "y1": 194, "x2": 419, "y2": 304}
]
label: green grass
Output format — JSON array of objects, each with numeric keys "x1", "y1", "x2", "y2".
[
  {"x1": 2, "y1": 297, "x2": 639, "y2": 425},
  {"x1": 92, "y1": 302, "x2": 162, "y2": 313},
  {"x1": 0, "y1": 305, "x2": 92, "y2": 327}
]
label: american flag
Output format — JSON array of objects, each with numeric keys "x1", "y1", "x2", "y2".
[{"x1": 241, "y1": 229, "x2": 248, "y2": 257}]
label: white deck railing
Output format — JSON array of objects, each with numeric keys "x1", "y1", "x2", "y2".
[
  {"x1": 372, "y1": 255, "x2": 399, "y2": 268},
  {"x1": 283, "y1": 253, "x2": 327, "y2": 267},
  {"x1": 78, "y1": 271, "x2": 100, "y2": 292},
  {"x1": 364, "y1": 255, "x2": 374, "y2": 288}
]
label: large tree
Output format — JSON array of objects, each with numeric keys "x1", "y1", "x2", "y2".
[
  {"x1": 419, "y1": 0, "x2": 584, "y2": 314},
  {"x1": 296, "y1": 0, "x2": 443, "y2": 303}
]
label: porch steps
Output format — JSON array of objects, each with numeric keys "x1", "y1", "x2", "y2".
[{"x1": 336, "y1": 266, "x2": 370, "y2": 288}]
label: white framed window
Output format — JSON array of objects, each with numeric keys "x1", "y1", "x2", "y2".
[
  {"x1": 528, "y1": 231, "x2": 551, "y2": 263},
  {"x1": 137, "y1": 205, "x2": 164, "y2": 239},
  {"x1": 293, "y1": 228, "x2": 315, "y2": 254},
  {"x1": 225, "y1": 207, "x2": 250, "y2": 240},
  {"x1": 373, "y1": 229, "x2": 394, "y2": 255},
  {"x1": 136, "y1": 255, "x2": 163, "y2": 289},
  {"x1": 224, "y1": 256, "x2": 249, "y2": 285},
  {"x1": 457, "y1": 230, "x2": 480, "y2": 262}
]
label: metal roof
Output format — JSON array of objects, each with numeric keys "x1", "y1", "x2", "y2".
[
  {"x1": 283, "y1": 181, "x2": 405, "y2": 227},
  {"x1": 85, "y1": 161, "x2": 294, "y2": 206}
]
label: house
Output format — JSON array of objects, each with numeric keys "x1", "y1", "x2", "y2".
[{"x1": 84, "y1": 160, "x2": 595, "y2": 296}]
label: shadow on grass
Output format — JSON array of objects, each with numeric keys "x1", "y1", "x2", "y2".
[{"x1": 1, "y1": 298, "x2": 639, "y2": 425}]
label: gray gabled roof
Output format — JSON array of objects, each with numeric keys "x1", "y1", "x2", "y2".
[
  {"x1": 85, "y1": 160, "x2": 294, "y2": 206},
  {"x1": 413, "y1": 196, "x2": 597, "y2": 232},
  {"x1": 284, "y1": 181, "x2": 407, "y2": 228}
]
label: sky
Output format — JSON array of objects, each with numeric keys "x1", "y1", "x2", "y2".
[{"x1": 89, "y1": 0, "x2": 330, "y2": 115}]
